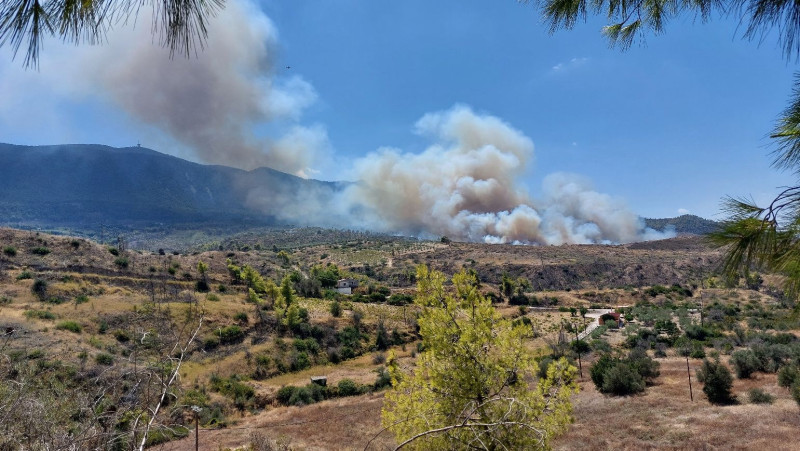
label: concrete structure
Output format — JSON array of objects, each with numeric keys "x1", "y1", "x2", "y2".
[{"x1": 336, "y1": 278, "x2": 359, "y2": 295}]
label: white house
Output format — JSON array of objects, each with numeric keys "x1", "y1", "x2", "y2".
[{"x1": 336, "y1": 278, "x2": 359, "y2": 295}]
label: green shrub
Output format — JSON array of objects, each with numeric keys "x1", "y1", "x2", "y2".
[
  {"x1": 107, "y1": 247, "x2": 119, "y2": 256},
  {"x1": 234, "y1": 312, "x2": 248, "y2": 324},
  {"x1": 601, "y1": 362, "x2": 646, "y2": 395},
  {"x1": 195, "y1": 280, "x2": 210, "y2": 292},
  {"x1": 696, "y1": 358, "x2": 735, "y2": 404},
  {"x1": 374, "y1": 367, "x2": 392, "y2": 390},
  {"x1": 114, "y1": 257, "x2": 129, "y2": 269},
  {"x1": 3, "y1": 246, "x2": 17, "y2": 256},
  {"x1": 24, "y1": 309, "x2": 56, "y2": 320},
  {"x1": 777, "y1": 364, "x2": 799, "y2": 388},
  {"x1": 31, "y1": 278, "x2": 48, "y2": 300},
  {"x1": 74, "y1": 294, "x2": 89, "y2": 305},
  {"x1": 206, "y1": 293, "x2": 220, "y2": 302},
  {"x1": 792, "y1": 382, "x2": 800, "y2": 407},
  {"x1": 218, "y1": 325, "x2": 244, "y2": 344},
  {"x1": 337, "y1": 379, "x2": 360, "y2": 397},
  {"x1": 114, "y1": 330, "x2": 131, "y2": 342},
  {"x1": 16, "y1": 270, "x2": 32, "y2": 280},
  {"x1": 95, "y1": 353, "x2": 114, "y2": 365},
  {"x1": 209, "y1": 374, "x2": 255, "y2": 406},
  {"x1": 330, "y1": 301, "x2": 342, "y2": 317},
  {"x1": 731, "y1": 349, "x2": 760, "y2": 378},
  {"x1": 56, "y1": 321, "x2": 82, "y2": 333},
  {"x1": 748, "y1": 388, "x2": 775, "y2": 404},
  {"x1": 30, "y1": 247, "x2": 50, "y2": 255},
  {"x1": 590, "y1": 350, "x2": 659, "y2": 396}
]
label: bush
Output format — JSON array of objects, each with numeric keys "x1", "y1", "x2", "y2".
[
  {"x1": 590, "y1": 351, "x2": 659, "y2": 396},
  {"x1": 24, "y1": 309, "x2": 56, "y2": 320},
  {"x1": 114, "y1": 257, "x2": 129, "y2": 269},
  {"x1": 95, "y1": 353, "x2": 114, "y2": 365},
  {"x1": 777, "y1": 364, "x2": 799, "y2": 388},
  {"x1": 792, "y1": 382, "x2": 800, "y2": 407},
  {"x1": 30, "y1": 247, "x2": 50, "y2": 255},
  {"x1": 195, "y1": 280, "x2": 210, "y2": 292},
  {"x1": 330, "y1": 301, "x2": 342, "y2": 317},
  {"x1": 31, "y1": 278, "x2": 48, "y2": 300},
  {"x1": 210, "y1": 375, "x2": 255, "y2": 408},
  {"x1": 218, "y1": 325, "x2": 245, "y2": 344},
  {"x1": 107, "y1": 247, "x2": 120, "y2": 256},
  {"x1": 696, "y1": 359, "x2": 735, "y2": 404},
  {"x1": 731, "y1": 349, "x2": 760, "y2": 378},
  {"x1": 3, "y1": 246, "x2": 17, "y2": 256},
  {"x1": 56, "y1": 321, "x2": 82, "y2": 333},
  {"x1": 16, "y1": 270, "x2": 33, "y2": 280},
  {"x1": 337, "y1": 378, "x2": 361, "y2": 397},
  {"x1": 601, "y1": 362, "x2": 646, "y2": 395},
  {"x1": 748, "y1": 388, "x2": 775, "y2": 404}
]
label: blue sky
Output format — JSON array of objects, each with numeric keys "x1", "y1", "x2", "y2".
[{"x1": 0, "y1": 0, "x2": 797, "y2": 220}]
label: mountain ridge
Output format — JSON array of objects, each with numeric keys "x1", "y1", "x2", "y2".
[{"x1": 0, "y1": 143, "x2": 720, "y2": 239}]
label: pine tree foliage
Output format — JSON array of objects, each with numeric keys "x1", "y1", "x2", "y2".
[
  {"x1": 0, "y1": 0, "x2": 225, "y2": 68},
  {"x1": 382, "y1": 265, "x2": 578, "y2": 450},
  {"x1": 531, "y1": 0, "x2": 800, "y2": 58},
  {"x1": 710, "y1": 79, "x2": 800, "y2": 300}
]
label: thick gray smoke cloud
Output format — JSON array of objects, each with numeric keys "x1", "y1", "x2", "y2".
[
  {"x1": 345, "y1": 105, "x2": 669, "y2": 244},
  {"x1": 95, "y1": 0, "x2": 325, "y2": 176},
  {"x1": 1, "y1": 0, "x2": 325, "y2": 177}
]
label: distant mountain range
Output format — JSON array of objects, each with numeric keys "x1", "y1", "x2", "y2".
[
  {"x1": 0, "y1": 143, "x2": 720, "y2": 239},
  {"x1": 0, "y1": 143, "x2": 339, "y2": 230}
]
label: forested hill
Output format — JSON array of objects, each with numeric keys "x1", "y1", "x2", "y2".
[
  {"x1": 643, "y1": 214, "x2": 720, "y2": 235},
  {"x1": 0, "y1": 143, "x2": 339, "y2": 229}
]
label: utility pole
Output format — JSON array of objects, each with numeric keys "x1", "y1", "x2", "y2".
[{"x1": 686, "y1": 356, "x2": 693, "y2": 402}]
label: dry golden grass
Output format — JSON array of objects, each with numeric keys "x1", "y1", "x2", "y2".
[
  {"x1": 158, "y1": 393, "x2": 391, "y2": 451},
  {"x1": 553, "y1": 357, "x2": 800, "y2": 451}
]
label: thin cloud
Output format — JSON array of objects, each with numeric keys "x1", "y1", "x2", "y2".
[
  {"x1": 551, "y1": 57, "x2": 589, "y2": 73},
  {"x1": 677, "y1": 208, "x2": 691, "y2": 215}
]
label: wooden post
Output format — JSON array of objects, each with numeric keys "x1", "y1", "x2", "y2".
[
  {"x1": 574, "y1": 325, "x2": 582, "y2": 379},
  {"x1": 191, "y1": 405, "x2": 201, "y2": 451},
  {"x1": 686, "y1": 356, "x2": 693, "y2": 402}
]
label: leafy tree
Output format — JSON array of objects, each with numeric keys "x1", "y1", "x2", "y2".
[{"x1": 382, "y1": 266, "x2": 578, "y2": 450}]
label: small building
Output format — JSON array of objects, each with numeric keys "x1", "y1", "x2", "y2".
[
  {"x1": 310, "y1": 376, "x2": 327, "y2": 387},
  {"x1": 598, "y1": 312, "x2": 622, "y2": 327},
  {"x1": 336, "y1": 278, "x2": 359, "y2": 295}
]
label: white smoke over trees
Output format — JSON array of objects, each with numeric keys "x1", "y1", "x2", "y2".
[{"x1": 345, "y1": 105, "x2": 669, "y2": 244}]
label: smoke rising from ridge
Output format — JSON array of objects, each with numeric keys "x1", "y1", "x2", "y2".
[
  {"x1": 0, "y1": 3, "x2": 669, "y2": 244},
  {"x1": 0, "y1": 0, "x2": 325, "y2": 177},
  {"x1": 344, "y1": 106, "x2": 669, "y2": 244}
]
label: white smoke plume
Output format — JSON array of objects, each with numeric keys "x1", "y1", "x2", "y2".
[
  {"x1": 0, "y1": 0, "x2": 325, "y2": 177},
  {"x1": 0, "y1": 4, "x2": 669, "y2": 245},
  {"x1": 345, "y1": 105, "x2": 669, "y2": 244}
]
